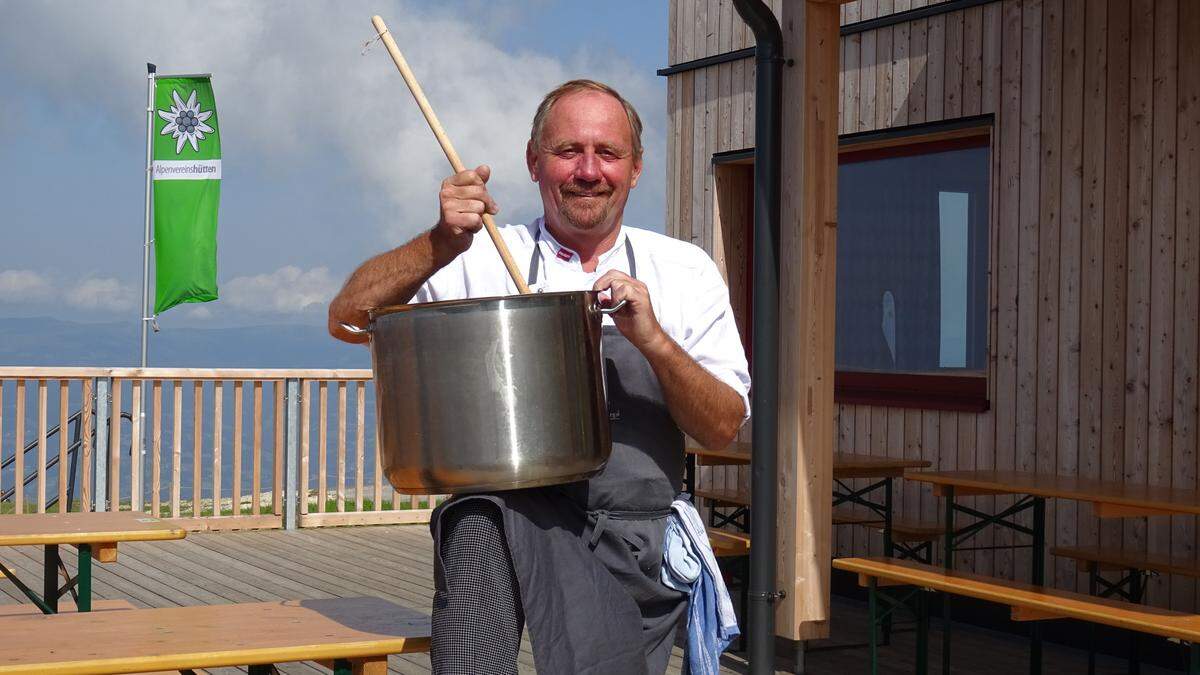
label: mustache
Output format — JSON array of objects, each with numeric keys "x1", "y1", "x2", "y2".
[{"x1": 560, "y1": 183, "x2": 612, "y2": 198}]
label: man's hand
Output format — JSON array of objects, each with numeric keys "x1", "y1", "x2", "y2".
[
  {"x1": 433, "y1": 165, "x2": 500, "y2": 265},
  {"x1": 592, "y1": 270, "x2": 669, "y2": 355},
  {"x1": 593, "y1": 269, "x2": 744, "y2": 451},
  {"x1": 327, "y1": 164, "x2": 499, "y2": 344}
]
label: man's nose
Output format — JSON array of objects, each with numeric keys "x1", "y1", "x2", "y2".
[{"x1": 574, "y1": 150, "x2": 601, "y2": 181}]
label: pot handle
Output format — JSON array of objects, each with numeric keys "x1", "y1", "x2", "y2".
[
  {"x1": 597, "y1": 299, "x2": 628, "y2": 315},
  {"x1": 339, "y1": 322, "x2": 369, "y2": 335}
]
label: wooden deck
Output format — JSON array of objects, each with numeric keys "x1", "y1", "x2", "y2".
[{"x1": 0, "y1": 525, "x2": 1183, "y2": 674}]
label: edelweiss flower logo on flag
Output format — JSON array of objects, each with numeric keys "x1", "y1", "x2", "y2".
[{"x1": 157, "y1": 89, "x2": 215, "y2": 154}]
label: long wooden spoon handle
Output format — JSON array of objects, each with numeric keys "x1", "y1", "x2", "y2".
[{"x1": 370, "y1": 15, "x2": 532, "y2": 295}]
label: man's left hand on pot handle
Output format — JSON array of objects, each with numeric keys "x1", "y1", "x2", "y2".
[{"x1": 593, "y1": 270, "x2": 668, "y2": 355}]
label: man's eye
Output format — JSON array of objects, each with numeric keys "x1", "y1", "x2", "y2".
[{"x1": 557, "y1": 150, "x2": 579, "y2": 158}]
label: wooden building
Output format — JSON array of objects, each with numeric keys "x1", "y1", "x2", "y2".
[{"x1": 664, "y1": 0, "x2": 1200, "y2": 643}]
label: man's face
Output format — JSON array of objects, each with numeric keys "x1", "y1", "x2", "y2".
[{"x1": 527, "y1": 90, "x2": 643, "y2": 236}]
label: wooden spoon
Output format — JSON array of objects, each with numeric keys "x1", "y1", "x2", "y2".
[{"x1": 370, "y1": 15, "x2": 532, "y2": 295}]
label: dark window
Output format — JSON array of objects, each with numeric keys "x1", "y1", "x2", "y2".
[{"x1": 835, "y1": 130, "x2": 991, "y2": 411}]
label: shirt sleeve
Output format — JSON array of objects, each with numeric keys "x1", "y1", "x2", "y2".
[
  {"x1": 410, "y1": 251, "x2": 467, "y2": 304},
  {"x1": 678, "y1": 254, "x2": 753, "y2": 424}
]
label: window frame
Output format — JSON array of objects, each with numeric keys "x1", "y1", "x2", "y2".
[{"x1": 834, "y1": 117, "x2": 995, "y2": 413}]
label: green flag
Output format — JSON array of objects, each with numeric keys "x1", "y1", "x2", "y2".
[{"x1": 152, "y1": 75, "x2": 220, "y2": 314}]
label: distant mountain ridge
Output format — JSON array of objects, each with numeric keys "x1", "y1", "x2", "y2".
[{"x1": 0, "y1": 317, "x2": 370, "y2": 368}]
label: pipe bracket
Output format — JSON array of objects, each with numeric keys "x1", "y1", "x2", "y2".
[{"x1": 749, "y1": 589, "x2": 788, "y2": 603}]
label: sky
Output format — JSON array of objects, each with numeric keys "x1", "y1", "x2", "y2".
[{"x1": 0, "y1": 0, "x2": 670, "y2": 335}]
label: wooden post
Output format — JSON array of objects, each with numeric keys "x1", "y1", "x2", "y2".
[{"x1": 776, "y1": 0, "x2": 841, "y2": 641}]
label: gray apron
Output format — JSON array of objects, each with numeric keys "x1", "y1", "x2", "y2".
[{"x1": 430, "y1": 234, "x2": 688, "y2": 674}]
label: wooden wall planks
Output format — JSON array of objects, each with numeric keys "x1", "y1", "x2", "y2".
[
  {"x1": 665, "y1": 0, "x2": 1200, "y2": 611},
  {"x1": 827, "y1": 0, "x2": 1200, "y2": 605}
]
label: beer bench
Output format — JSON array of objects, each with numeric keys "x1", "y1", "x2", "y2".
[
  {"x1": 834, "y1": 556, "x2": 1200, "y2": 674},
  {"x1": 0, "y1": 596, "x2": 430, "y2": 674},
  {"x1": 1052, "y1": 545, "x2": 1200, "y2": 672},
  {"x1": 1052, "y1": 545, "x2": 1200, "y2": 593},
  {"x1": 866, "y1": 520, "x2": 943, "y2": 565},
  {"x1": 708, "y1": 527, "x2": 751, "y2": 558},
  {"x1": 0, "y1": 600, "x2": 196, "y2": 675}
]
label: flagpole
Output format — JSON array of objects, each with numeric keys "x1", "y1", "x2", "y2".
[
  {"x1": 138, "y1": 63, "x2": 156, "y2": 509},
  {"x1": 141, "y1": 63, "x2": 156, "y2": 369}
]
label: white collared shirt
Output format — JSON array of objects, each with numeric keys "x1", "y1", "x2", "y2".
[{"x1": 413, "y1": 218, "x2": 752, "y2": 420}]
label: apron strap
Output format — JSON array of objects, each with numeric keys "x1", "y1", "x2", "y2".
[
  {"x1": 528, "y1": 226, "x2": 637, "y2": 286},
  {"x1": 528, "y1": 228, "x2": 543, "y2": 285},
  {"x1": 588, "y1": 510, "x2": 609, "y2": 549}
]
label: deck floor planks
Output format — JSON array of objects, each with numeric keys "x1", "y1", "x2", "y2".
[
  {"x1": 0, "y1": 525, "x2": 1181, "y2": 674},
  {"x1": 283, "y1": 528, "x2": 444, "y2": 586},
  {"x1": 216, "y1": 528, "x2": 530, "y2": 672},
  {"x1": 195, "y1": 528, "x2": 431, "y2": 599}
]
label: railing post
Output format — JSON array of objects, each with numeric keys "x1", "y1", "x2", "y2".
[
  {"x1": 94, "y1": 378, "x2": 110, "y2": 512},
  {"x1": 284, "y1": 378, "x2": 300, "y2": 530}
]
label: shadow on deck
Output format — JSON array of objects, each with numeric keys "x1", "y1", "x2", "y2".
[{"x1": 0, "y1": 525, "x2": 1177, "y2": 674}]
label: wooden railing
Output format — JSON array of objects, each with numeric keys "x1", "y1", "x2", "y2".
[{"x1": 0, "y1": 368, "x2": 445, "y2": 530}]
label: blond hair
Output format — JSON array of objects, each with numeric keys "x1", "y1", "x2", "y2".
[{"x1": 530, "y1": 79, "x2": 644, "y2": 159}]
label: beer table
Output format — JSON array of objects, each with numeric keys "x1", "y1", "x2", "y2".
[
  {"x1": 685, "y1": 444, "x2": 931, "y2": 554},
  {"x1": 832, "y1": 453, "x2": 932, "y2": 556},
  {"x1": 0, "y1": 511, "x2": 186, "y2": 614},
  {"x1": 904, "y1": 470, "x2": 1200, "y2": 674}
]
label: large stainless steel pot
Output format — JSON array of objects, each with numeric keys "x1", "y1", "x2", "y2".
[{"x1": 353, "y1": 291, "x2": 623, "y2": 494}]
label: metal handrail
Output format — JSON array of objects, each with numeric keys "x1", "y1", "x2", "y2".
[{"x1": 1, "y1": 408, "x2": 133, "y2": 506}]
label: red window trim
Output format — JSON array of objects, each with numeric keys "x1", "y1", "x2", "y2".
[{"x1": 834, "y1": 371, "x2": 989, "y2": 413}]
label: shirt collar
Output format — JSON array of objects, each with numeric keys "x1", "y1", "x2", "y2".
[{"x1": 534, "y1": 216, "x2": 628, "y2": 268}]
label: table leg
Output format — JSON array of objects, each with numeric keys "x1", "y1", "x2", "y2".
[
  {"x1": 1030, "y1": 498, "x2": 1045, "y2": 675},
  {"x1": 883, "y1": 477, "x2": 895, "y2": 558},
  {"x1": 77, "y1": 543, "x2": 92, "y2": 612},
  {"x1": 685, "y1": 453, "x2": 696, "y2": 495},
  {"x1": 942, "y1": 487, "x2": 955, "y2": 674},
  {"x1": 43, "y1": 544, "x2": 60, "y2": 613},
  {"x1": 882, "y1": 477, "x2": 895, "y2": 645}
]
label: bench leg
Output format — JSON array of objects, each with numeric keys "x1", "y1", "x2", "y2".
[
  {"x1": 77, "y1": 543, "x2": 91, "y2": 612},
  {"x1": 915, "y1": 589, "x2": 929, "y2": 675},
  {"x1": 868, "y1": 578, "x2": 879, "y2": 675},
  {"x1": 1088, "y1": 562, "x2": 1098, "y2": 675},
  {"x1": 1128, "y1": 569, "x2": 1143, "y2": 675},
  {"x1": 333, "y1": 656, "x2": 387, "y2": 675},
  {"x1": 1190, "y1": 642, "x2": 1199, "y2": 675},
  {"x1": 43, "y1": 544, "x2": 60, "y2": 613}
]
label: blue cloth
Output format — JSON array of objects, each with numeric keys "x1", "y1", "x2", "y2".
[
  {"x1": 661, "y1": 516, "x2": 701, "y2": 592},
  {"x1": 662, "y1": 498, "x2": 740, "y2": 675}
]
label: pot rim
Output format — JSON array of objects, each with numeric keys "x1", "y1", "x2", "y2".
[{"x1": 369, "y1": 289, "x2": 600, "y2": 321}]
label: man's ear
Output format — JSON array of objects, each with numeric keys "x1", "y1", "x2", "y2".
[
  {"x1": 629, "y1": 153, "x2": 643, "y2": 189},
  {"x1": 526, "y1": 140, "x2": 539, "y2": 182}
]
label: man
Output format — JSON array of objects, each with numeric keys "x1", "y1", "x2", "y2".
[{"x1": 329, "y1": 80, "x2": 750, "y2": 675}]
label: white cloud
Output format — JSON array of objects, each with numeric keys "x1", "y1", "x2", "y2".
[
  {"x1": 185, "y1": 305, "x2": 214, "y2": 320},
  {"x1": 0, "y1": 1, "x2": 666, "y2": 245},
  {"x1": 223, "y1": 266, "x2": 337, "y2": 314},
  {"x1": 66, "y1": 277, "x2": 138, "y2": 311},
  {"x1": 0, "y1": 270, "x2": 55, "y2": 302}
]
